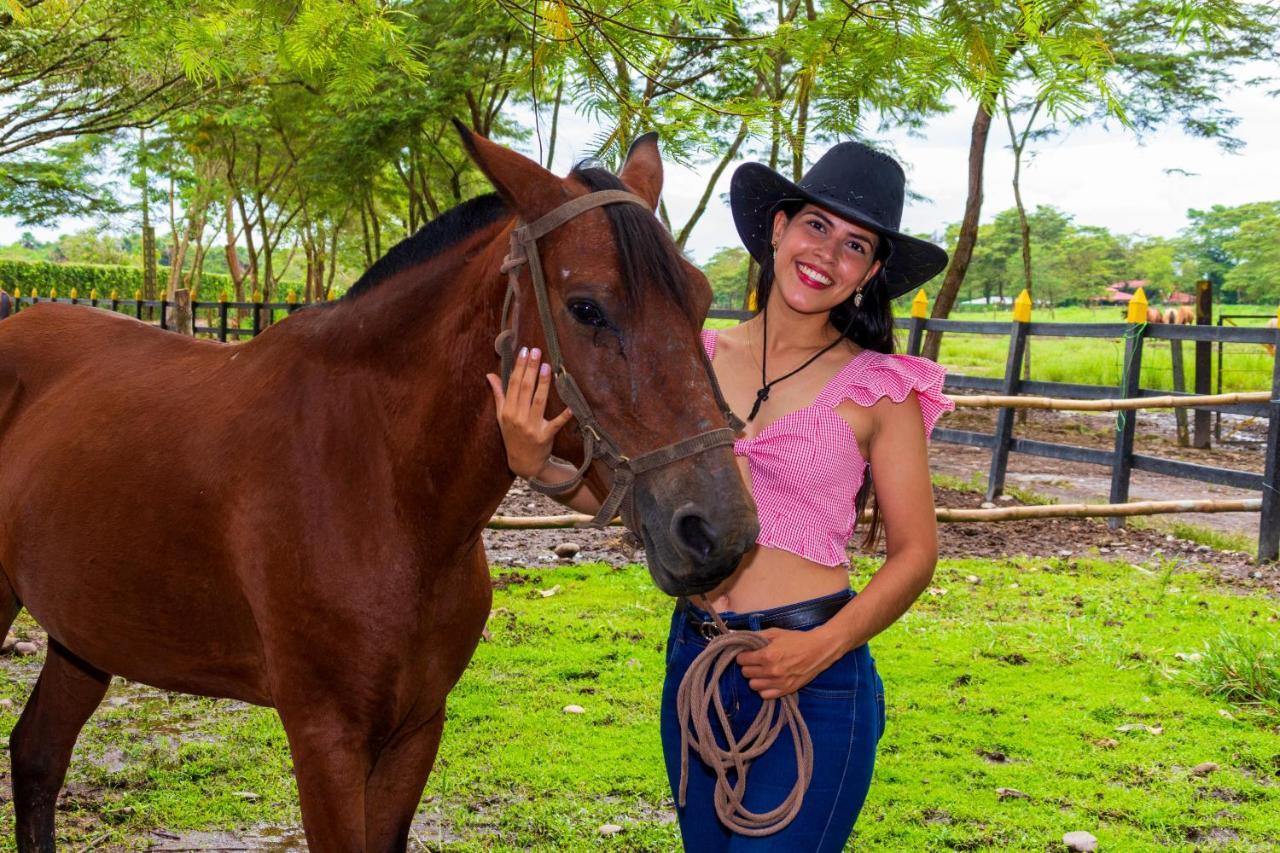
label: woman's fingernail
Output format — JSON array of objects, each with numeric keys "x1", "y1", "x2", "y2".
[
  {"x1": 519, "y1": 346, "x2": 528, "y2": 358},
  {"x1": 531, "y1": 347, "x2": 541, "y2": 360},
  {"x1": 540, "y1": 362, "x2": 550, "y2": 376}
]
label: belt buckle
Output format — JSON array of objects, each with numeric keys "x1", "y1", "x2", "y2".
[{"x1": 698, "y1": 620, "x2": 722, "y2": 641}]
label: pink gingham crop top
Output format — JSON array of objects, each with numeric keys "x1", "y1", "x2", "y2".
[{"x1": 702, "y1": 329, "x2": 954, "y2": 567}]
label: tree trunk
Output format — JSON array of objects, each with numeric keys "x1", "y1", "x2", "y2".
[
  {"x1": 225, "y1": 196, "x2": 245, "y2": 299},
  {"x1": 545, "y1": 76, "x2": 563, "y2": 169},
  {"x1": 923, "y1": 101, "x2": 994, "y2": 362}
]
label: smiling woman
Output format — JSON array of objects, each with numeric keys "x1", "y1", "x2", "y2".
[{"x1": 490, "y1": 139, "x2": 955, "y2": 851}]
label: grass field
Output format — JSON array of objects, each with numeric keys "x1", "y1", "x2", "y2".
[
  {"x1": 3, "y1": 552, "x2": 1278, "y2": 850},
  {"x1": 707, "y1": 304, "x2": 1279, "y2": 394}
]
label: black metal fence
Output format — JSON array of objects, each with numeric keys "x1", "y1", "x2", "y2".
[{"x1": 10, "y1": 294, "x2": 308, "y2": 341}]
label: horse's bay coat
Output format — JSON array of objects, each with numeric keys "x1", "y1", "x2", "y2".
[{"x1": 0, "y1": 129, "x2": 756, "y2": 851}]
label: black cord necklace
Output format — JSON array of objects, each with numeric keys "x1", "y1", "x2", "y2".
[{"x1": 747, "y1": 303, "x2": 855, "y2": 422}]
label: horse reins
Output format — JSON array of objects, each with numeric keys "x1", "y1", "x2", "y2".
[
  {"x1": 496, "y1": 189, "x2": 814, "y2": 836},
  {"x1": 495, "y1": 189, "x2": 743, "y2": 529}
]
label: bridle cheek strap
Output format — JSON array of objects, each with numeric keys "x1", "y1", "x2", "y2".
[{"x1": 495, "y1": 189, "x2": 743, "y2": 529}]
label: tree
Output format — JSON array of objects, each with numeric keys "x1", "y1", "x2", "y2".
[
  {"x1": 702, "y1": 246, "x2": 750, "y2": 309},
  {"x1": 921, "y1": 0, "x2": 1278, "y2": 359},
  {"x1": 1221, "y1": 207, "x2": 1280, "y2": 303},
  {"x1": 1178, "y1": 201, "x2": 1280, "y2": 301}
]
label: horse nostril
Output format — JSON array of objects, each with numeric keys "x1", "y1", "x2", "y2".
[{"x1": 670, "y1": 503, "x2": 717, "y2": 563}]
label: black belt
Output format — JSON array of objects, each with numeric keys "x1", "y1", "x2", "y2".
[{"x1": 683, "y1": 591, "x2": 852, "y2": 641}]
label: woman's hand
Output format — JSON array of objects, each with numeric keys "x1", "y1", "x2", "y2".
[
  {"x1": 735, "y1": 626, "x2": 844, "y2": 699},
  {"x1": 485, "y1": 346, "x2": 576, "y2": 479}
]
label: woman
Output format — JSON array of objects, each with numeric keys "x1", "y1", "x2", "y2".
[{"x1": 486, "y1": 142, "x2": 952, "y2": 850}]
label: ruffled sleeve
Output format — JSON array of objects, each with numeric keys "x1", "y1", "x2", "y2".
[
  {"x1": 819, "y1": 350, "x2": 954, "y2": 440},
  {"x1": 700, "y1": 328, "x2": 718, "y2": 361}
]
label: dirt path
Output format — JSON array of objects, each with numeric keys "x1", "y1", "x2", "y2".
[{"x1": 933, "y1": 407, "x2": 1269, "y2": 544}]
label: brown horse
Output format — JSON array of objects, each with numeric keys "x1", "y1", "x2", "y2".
[{"x1": 0, "y1": 130, "x2": 756, "y2": 851}]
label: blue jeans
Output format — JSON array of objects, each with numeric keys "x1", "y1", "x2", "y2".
[{"x1": 660, "y1": 590, "x2": 885, "y2": 851}]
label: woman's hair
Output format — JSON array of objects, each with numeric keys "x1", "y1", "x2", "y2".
[{"x1": 752, "y1": 201, "x2": 895, "y2": 550}]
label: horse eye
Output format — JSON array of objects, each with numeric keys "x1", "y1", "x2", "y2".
[{"x1": 568, "y1": 300, "x2": 610, "y2": 328}]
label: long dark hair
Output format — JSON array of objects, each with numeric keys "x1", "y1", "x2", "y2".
[{"x1": 752, "y1": 202, "x2": 895, "y2": 550}]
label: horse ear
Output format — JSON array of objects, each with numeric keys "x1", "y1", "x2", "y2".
[
  {"x1": 619, "y1": 132, "x2": 663, "y2": 211},
  {"x1": 452, "y1": 119, "x2": 566, "y2": 219}
]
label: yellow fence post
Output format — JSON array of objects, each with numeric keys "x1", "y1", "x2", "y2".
[
  {"x1": 1126, "y1": 287, "x2": 1148, "y2": 324},
  {"x1": 1013, "y1": 289, "x2": 1032, "y2": 323},
  {"x1": 907, "y1": 290, "x2": 929, "y2": 355}
]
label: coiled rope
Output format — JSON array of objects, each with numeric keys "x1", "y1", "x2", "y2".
[{"x1": 674, "y1": 598, "x2": 814, "y2": 836}]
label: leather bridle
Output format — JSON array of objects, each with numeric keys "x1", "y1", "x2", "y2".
[{"x1": 495, "y1": 189, "x2": 745, "y2": 529}]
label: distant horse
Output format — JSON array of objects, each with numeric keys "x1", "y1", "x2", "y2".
[
  {"x1": 1146, "y1": 307, "x2": 1165, "y2": 324},
  {"x1": 1165, "y1": 306, "x2": 1195, "y2": 324},
  {"x1": 0, "y1": 129, "x2": 757, "y2": 851}
]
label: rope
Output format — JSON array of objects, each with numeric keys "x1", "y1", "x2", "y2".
[{"x1": 674, "y1": 599, "x2": 814, "y2": 836}]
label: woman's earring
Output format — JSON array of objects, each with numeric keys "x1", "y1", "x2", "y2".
[{"x1": 853, "y1": 290, "x2": 864, "y2": 308}]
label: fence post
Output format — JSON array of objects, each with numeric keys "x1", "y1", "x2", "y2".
[
  {"x1": 986, "y1": 289, "x2": 1031, "y2": 502},
  {"x1": 1170, "y1": 339, "x2": 1189, "y2": 447},
  {"x1": 173, "y1": 288, "x2": 193, "y2": 335},
  {"x1": 1193, "y1": 279, "x2": 1212, "y2": 448},
  {"x1": 906, "y1": 290, "x2": 928, "y2": 356},
  {"x1": 134, "y1": 289, "x2": 143, "y2": 320},
  {"x1": 110, "y1": 289, "x2": 119, "y2": 314},
  {"x1": 251, "y1": 289, "x2": 262, "y2": 338},
  {"x1": 219, "y1": 292, "x2": 230, "y2": 342},
  {"x1": 159, "y1": 297, "x2": 169, "y2": 331},
  {"x1": 1108, "y1": 288, "x2": 1149, "y2": 529},
  {"x1": 1260, "y1": 310, "x2": 1280, "y2": 562}
]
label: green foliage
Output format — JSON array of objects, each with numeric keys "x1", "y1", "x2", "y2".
[
  {"x1": 1178, "y1": 201, "x2": 1280, "y2": 301},
  {"x1": 700, "y1": 246, "x2": 749, "y2": 308},
  {"x1": 0, "y1": 136, "x2": 122, "y2": 225},
  {"x1": 0, "y1": 259, "x2": 231, "y2": 299},
  {"x1": 1222, "y1": 208, "x2": 1280, "y2": 303}
]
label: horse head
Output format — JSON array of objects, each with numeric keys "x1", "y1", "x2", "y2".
[{"x1": 457, "y1": 127, "x2": 758, "y2": 596}]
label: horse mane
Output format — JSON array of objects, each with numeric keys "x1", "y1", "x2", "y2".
[
  {"x1": 342, "y1": 193, "x2": 510, "y2": 300},
  {"x1": 340, "y1": 165, "x2": 696, "y2": 321}
]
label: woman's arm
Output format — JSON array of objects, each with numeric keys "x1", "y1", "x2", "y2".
[
  {"x1": 736, "y1": 391, "x2": 938, "y2": 698},
  {"x1": 485, "y1": 346, "x2": 605, "y2": 516},
  {"x1": 818, "y1": 390, "x2": 938, "y2": 653}
]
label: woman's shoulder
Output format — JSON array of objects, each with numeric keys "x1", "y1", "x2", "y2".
[
  {"x1": 700, "y1": 324, "x2": 750, "y2": 362},
  {"x1": 823, "y1": 349, "x2": 954, "y2": 438}
]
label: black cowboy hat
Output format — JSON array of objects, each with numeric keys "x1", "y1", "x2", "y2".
[{"x1": 730, "y1": 141, "x2": 949, "y2": 300}]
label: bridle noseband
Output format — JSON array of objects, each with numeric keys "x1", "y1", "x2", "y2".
[{"x1": 495, "y1": 189, "x2": 745, "y2": 529}]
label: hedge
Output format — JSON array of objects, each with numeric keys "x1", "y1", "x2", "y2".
[{"x1": 0, "y1": 259, "x2": 235, "y2": 299}]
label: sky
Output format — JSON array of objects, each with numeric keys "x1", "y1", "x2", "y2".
[{"x1": 3, "y1": 65, "x2": 1275, "y2": 264}]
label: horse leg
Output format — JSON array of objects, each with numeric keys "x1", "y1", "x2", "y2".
[
  {"x1": 280, "y1": 710, "x2": 374, "y2": 852},
  {"x1": 1, "y1": 570, "x2": 19, "y2": 638},
  {"x1": 364, "y1": 705, "x2": 447, "y2": 852},
  {"x1": 9, "y1": 640, "x2": 110, "y2": 853}
]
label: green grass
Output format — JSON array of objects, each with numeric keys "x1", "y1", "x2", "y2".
[
  {"x1": 4, "y1": 556, "x2": 1280, "y2": 850},
  {"x1": 1132, "y1": 519, "x2": 1258, "y2": 555}
]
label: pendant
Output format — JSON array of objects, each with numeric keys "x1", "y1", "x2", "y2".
[{"x1": 746, "y1": 387, "x2": 770, "y2": 422}]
